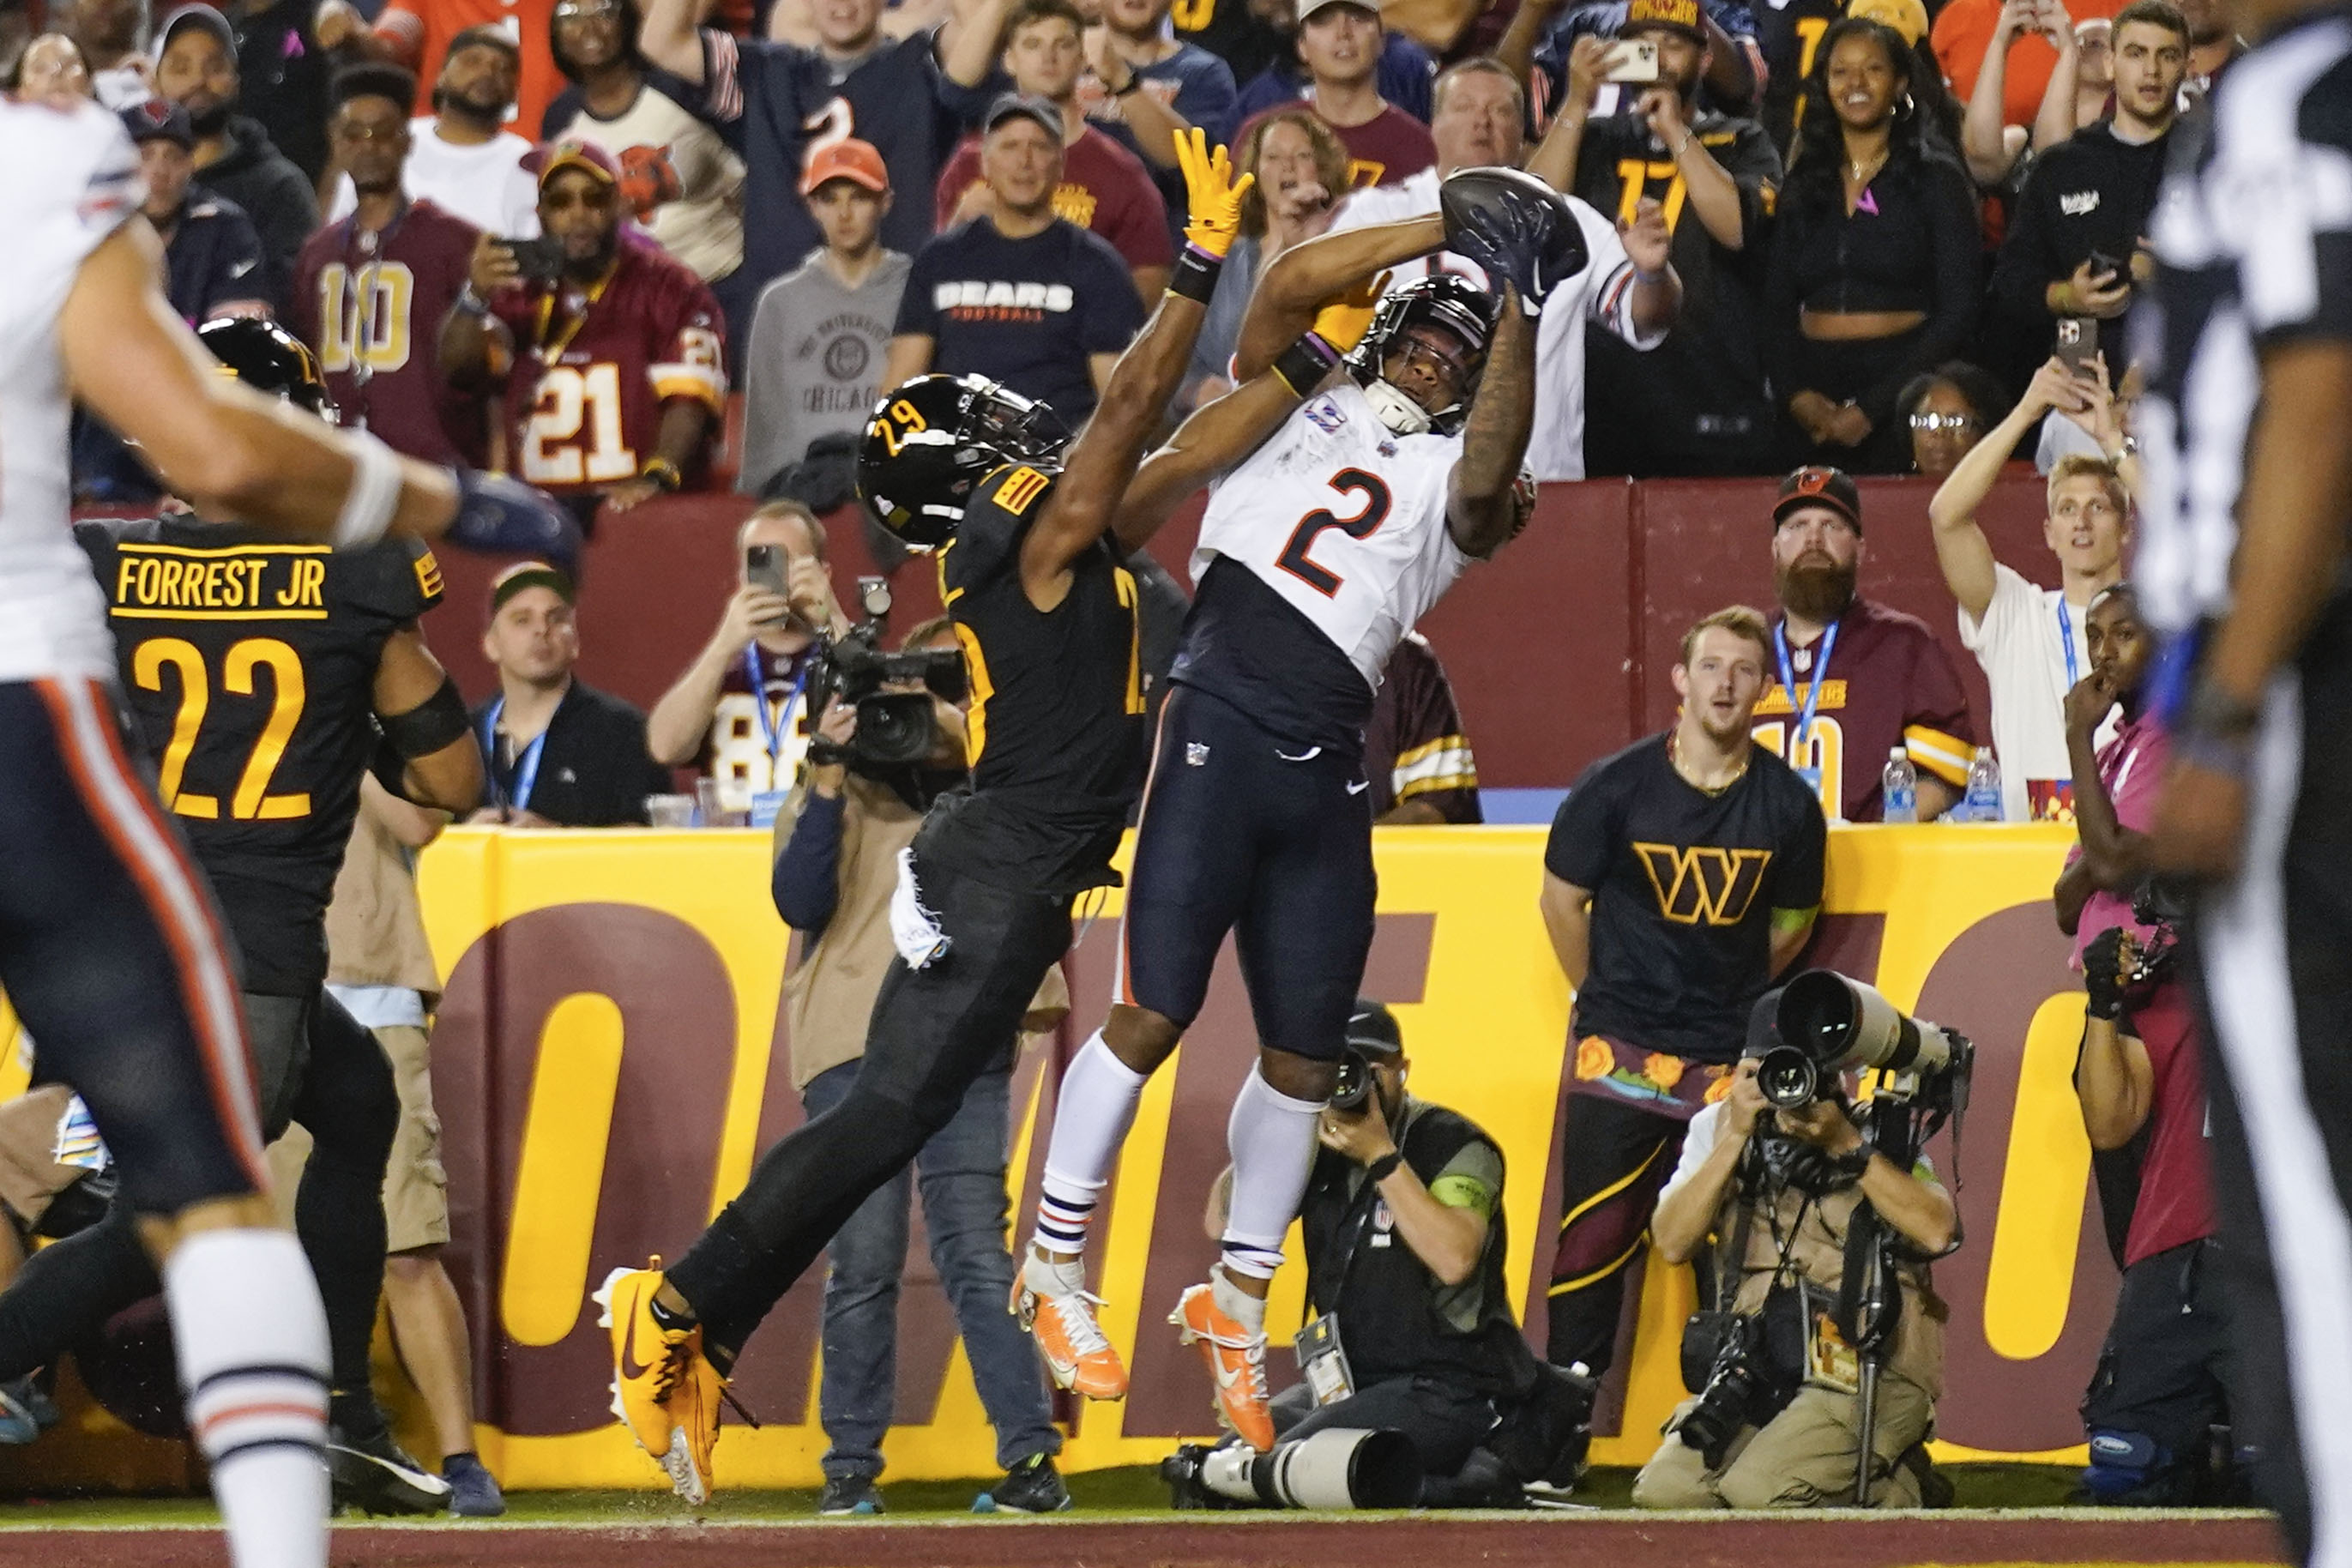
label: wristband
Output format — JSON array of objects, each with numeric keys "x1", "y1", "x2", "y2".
[
  {"x1": 1364, "y1": 1152, "x2": 1404, "y2": 1184},
  {"x1": 1634, "y1": 266, "x2": 1672, "y2": 286},
  {"x1": 1167, "y1": 241, "x2": 1223, "y2": 304},
  {"x1": 1272, "y1": 331, "x2": 1342, "y2": 397},
  {"x1": 640, "y1": 455, "x2": 684, "y2": 492},
  {"x1": 332, "y1": 430, "x2": 406, "y2": 549}
]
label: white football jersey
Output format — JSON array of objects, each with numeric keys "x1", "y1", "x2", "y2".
[
  {"x1": 0, "y1": 96, "x2": 142, "y2": 685},
  {"x1": 1192, "y1": 380, "x2": 1471, "y2": 688}
]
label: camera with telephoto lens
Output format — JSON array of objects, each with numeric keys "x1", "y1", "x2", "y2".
[
  {"x1": 1752, "y1": 970, "x2": 1972, "y2": 1112},
  {"x1": 1672, "y1": 1312, "x2": 1776, "y2": 1467},
  {"x1": 1328, "y1": 1050, "x2": 1375, "y2": 1113},
  {"x1": 806, "y1": 577, "x2": 968, "y2": 771}
]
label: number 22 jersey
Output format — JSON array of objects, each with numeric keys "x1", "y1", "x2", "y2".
[
  {"x1": 75, "y1": 518, "x2": 445, "y2": 996},
  {"x1": 1173, "y1": 379, "x2": 1471, "y2": 754}
]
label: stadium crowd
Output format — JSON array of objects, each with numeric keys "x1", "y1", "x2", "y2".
[{"x1": 0, "y1": 0, "x2": 2246, "y2": 1532}]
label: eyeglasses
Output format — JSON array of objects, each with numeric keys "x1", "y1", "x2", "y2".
[{"x1": 1909, "y1": 411, "x2": 1980, "y2": 433}]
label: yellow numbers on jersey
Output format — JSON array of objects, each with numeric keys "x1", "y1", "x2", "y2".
[
  {"x1": 871, "y1": 396, "x2": 929, "y2": 460},
  {"x1": 1112, "y1": 565, "x2": 1145, "y2": 715},
  {"x1": 315, "y1": 261, "x2": 416, "y2": 374},
  {"x1": 1614, "y1": 159, "x2": 1691, "y2": 234},
  {"x1": 1169, "y1": 0, "x2": 1213, "y2": 29},
  {"x1": 523, "y1": 363, "x2": 637, "y2": 487},
  {"x1": 1752, "y1": 715, "x2": 1845, "y2": 821},
  {"x1": 1789, "y1": 16, "x2": 1831, "y2": 134},
  {"x1": 131, "y1": 636, "x2": 313, "y2": 822}
]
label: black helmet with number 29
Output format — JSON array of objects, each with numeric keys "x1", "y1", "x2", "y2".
[
  {"x1": 859, "y1": 374, "x2": 1071, "y2": 551},
  {"x1": 196, "y1": 315, "x2": 338, "y2": 423}
]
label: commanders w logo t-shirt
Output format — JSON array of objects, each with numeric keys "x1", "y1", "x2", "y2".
[{"x1": 1546, "y1": 732, "x2": 1826, "y2": 1063}]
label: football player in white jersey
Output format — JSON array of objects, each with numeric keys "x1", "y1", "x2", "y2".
[
  {"x1": 1016, "y1": 176, "x2": 1568, "y2": 1450},
  {"x1": 0, "y1": 88, "x2": 571, "y2": 1568}
]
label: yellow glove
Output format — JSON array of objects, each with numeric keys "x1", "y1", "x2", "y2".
[
  {"x1": 1175, "y1": 126, "x2": 1253, "y2": 259},
  {"x1": 1308, "y1": 271, "x2": 1391, "y2": 355}
]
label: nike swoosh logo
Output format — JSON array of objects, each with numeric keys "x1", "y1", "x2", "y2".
[
  {"x1": 1209, "y1": 1353, "x2": 1245, "y2": 1391},
  {"x1": 1347, "y1": 780, "x2": 1369, "y2": 796},
  {"x1": 618, "y1": 1294, "x2": 658, "y2": 1382}
]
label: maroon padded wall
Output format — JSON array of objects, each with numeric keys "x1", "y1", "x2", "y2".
[{"x1": 425, "y1": 469, "x2": 2061, "y2": 788}]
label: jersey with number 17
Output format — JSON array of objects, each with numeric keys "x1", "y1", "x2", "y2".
[{"x1": 1191, "y1": 379, "x2": 1469, "y2": 688}]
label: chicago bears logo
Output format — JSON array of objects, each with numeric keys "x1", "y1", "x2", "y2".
[{"x1": 617, "y1": 145, "x2": 684, "y2": 219}]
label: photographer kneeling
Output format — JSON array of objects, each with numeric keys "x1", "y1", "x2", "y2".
[
  {"x1": 1635, "y1": 1014, "x2": 1959, "y2": 1510},
  {"x1": 1176, "y1": 1002, "x2": 1572, "y2": 1509}
]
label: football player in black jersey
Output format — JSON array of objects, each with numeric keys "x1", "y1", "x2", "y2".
[
  {"x1": 0, "y1": 319, "x2": 482, "y2": 1516},
  {"x1": 592, "y1": 131, "x2": 1473, "y2": 1506}
]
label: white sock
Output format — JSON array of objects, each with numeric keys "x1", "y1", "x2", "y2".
[
  {"x1": 1031, "y1": 1030, "x2": 1149, "y2": 1260},
  {"x1": 164, "y1": 1228, "x2": 331, "y2": 1568},
  {"x1": 1218, "y1": 1066, "x2": 1321, "y2": 1297},
  {"x1": 1212, "y1": 1266, "x2": 1267, "y2": 1338}
]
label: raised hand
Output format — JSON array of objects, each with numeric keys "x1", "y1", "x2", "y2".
[{"x1": 1175, "y1": 127, "x2": 1254, "y2": 260}]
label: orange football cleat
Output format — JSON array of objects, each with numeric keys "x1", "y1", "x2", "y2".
[
  {"x1": 1013, "y1": 1273, "x2": 1128, "y2": 1401},
  {"x1": 1169, "y1": 1282, "x2": 1274, "y2": 1451}
]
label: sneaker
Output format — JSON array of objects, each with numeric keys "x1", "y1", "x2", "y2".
[
  {"x1": 1013, "y1": 1270, "x2": 1127, "y2": 1401},
  {"x1": 1521, "y1": 1425, "x2": 1591, "y2": 1509},
  {"x1": 1168, "y1": 1282, "x2": 1273, "y2": 1451},
  {"x1": 818, "y1": 1475, "x2": 884, "y2": 1516},
  {"x1": 327, "y1": 1421, "x2": 453, "y2": 1516},
  {"x1": 0, "y1": 1381, "x2": 37, "y2": 1446},
  {"x1": 443, "y1": 1452, "x2": 506, "y2": 1518},
  {"x1": 592, "y1": 1259, "x2": 700, "y2": 1493},
  {"x1": 986, "y1": 1452, "x2": 1071, "y2": 1514}
]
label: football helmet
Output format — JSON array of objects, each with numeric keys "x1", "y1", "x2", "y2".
[
  {"x1": 196, "y1": 315, "x2": 337, "y2": 424},
  {"x1": 859, "y1": 374, "x2": 1070, "y2": 550},
  {"x1": 1343, "y1": 274, "x2": 1496, "y2": 438}
]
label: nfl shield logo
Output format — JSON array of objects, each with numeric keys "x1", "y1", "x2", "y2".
[{"x1": 1186, "y1": 742, "x2": 1210, "y2": 767}]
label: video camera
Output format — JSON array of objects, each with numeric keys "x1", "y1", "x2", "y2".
[
  {"x1": 806, "y1": 576, "x2": 968, "y2": 771},
  {"x1": 1751, "y1": 971, "x2": 1972, "y2": 1114}
]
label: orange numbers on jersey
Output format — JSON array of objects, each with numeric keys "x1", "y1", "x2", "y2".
[
  {"x1": 131, "y1": 636, "x2": 313, "y2": 821},
  {"x1": 1752, "y1": 715, "x2": 1846, "y2": 820},
  {"x1": 523, "y1": 363, "x2": 637, "y2": 487},
  {"x1": 1276, "y1": 467, "x2": 1393, "y2": 598},
  {"x1": 1614, "y1": 159, "x2": 1691, "y2": 234}
]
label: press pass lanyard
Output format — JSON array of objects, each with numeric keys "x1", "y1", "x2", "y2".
[
  {"x1": 1773, "y1": 620, "x2": 1840, "y2": 759},
  {"x1": 2058, "y1": 599, "x2": 2080, "y2": 686},
  {"x1": 746, "y1": 646, "x2": 812, "y2": 770},
  {"x1": 481, "y1": 698, "x2": 547, "y2": 813}
]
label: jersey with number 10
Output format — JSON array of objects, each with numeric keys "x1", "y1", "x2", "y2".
[
  {"x1": 1177, "y1": 380, "x2": 1469, "y2": 749},
  {"x1": 75, "y1": 518, "x2": 443, "y2": 995}
]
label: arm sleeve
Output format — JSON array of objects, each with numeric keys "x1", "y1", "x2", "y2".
[
  {"x1": 1989, "y1": 154, "x2": 2060, "y2": 319},
  {"x1": 770, "y1": 787, "x2": 846, "y2": 931},
  {"x1": 1655, "y1": 1102, "x2": 1727, "y2": 1211},
  {"x1": 651, "y1": 273, "x2": 729, "y2": 408},
  {"x1": 1902, "y1": 630, "x2": 1979, "y2": 788},
  {"x1": 1543, "y1": 760, "x2": 1618, "y2": 887},
  {"x1": 894, "y1": 245, "x2": 941, "y2": 336},
  {"x1": 1773, "y1": 784, "x2": 1828, "y2": 912},
  {"x1": 1854, "y1": 161, "x2": 1981, "y2": 426},
  {"x1": 1427, "y1": 1137, "x2": 1503, "y2": 1217}
]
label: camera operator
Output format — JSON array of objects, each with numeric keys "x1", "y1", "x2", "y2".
[
  {"x1": 768, "y1": 615, "x2": 1072, "y2": 1515},
  {"x1": 1171, "y1": 1001, "x2": 1570, "y2": 1508},
  {"x1": 1634, "y1": 1043, "x2": 1956, "y2": 1509}
]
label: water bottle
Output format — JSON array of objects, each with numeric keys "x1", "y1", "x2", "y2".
[
  {"x1": 1881, "y1": 747, "x2": 1918, "y2": 824},
  {"x1": 1964, "y1": 746, "x2": 2003, "y2": 823}
]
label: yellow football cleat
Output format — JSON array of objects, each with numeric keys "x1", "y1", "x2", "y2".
[{"x1": 592, "y1": 1258, "x2": 700, "y2": 1493}]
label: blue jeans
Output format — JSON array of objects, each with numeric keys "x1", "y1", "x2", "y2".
[{"x1": 801, "y1": 1058, "x2": 1060, "y2": 1481}]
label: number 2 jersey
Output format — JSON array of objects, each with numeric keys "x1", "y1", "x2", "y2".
[
  {"x1": 75, "y1": 518, "x2": 445, "y2": 995},
  {"x1": 0, "y1": 97, "x2": 142, "y2": 688},
  {"x1": 918, "y1": 462, "x2": 1146, "y2": 897},
  {"x1": 1172, "y1": 379, "x2": 1472, "y2": 754},
  {"x1": 489, "y1": 241, "x2": 726, "y2": 496}
]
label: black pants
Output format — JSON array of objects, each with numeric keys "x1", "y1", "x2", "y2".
[
  {"x1": 1270, "y1": 1376, "x2": 1499, "y2": 1482},
  {"x1": 2082, "y1": 1238, "x2": 2230, "y2": 1471},
  {"x1": 667, "y1": 850, "x2": 1072, "y2": 1363},
  {"x1": 2185, "y1": 588, "x2": 2352, "y2": 1565},
  {"x1": 1779, "y1": 329, "x2": 1923, "y2": 476},
  {"x1": 0, "y1": 989, "x2": 396, "y2": 1406},
  {"x1": 1547, "y1": 1093, "x2": 1687, "y2": 1374}
]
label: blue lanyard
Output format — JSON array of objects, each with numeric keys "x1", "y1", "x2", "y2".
[
  {"x1": 481, "y1": 698, "x2": 548, "y2": 812},
  {"x1": 1773, "y1": 620, "x2": 1839, "y2": 758},
  {"x1": 746, "y1": 644, "x2": 812, "y2": 767},
  {"x1": 2058, "y1": 598, "x2": 2079, "y2": 686}
]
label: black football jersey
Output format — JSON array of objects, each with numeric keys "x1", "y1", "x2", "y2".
[
  {"x1": 76, "y1": 517, "x2": 443, "y2": 995},
  {"x1": 914, "y1": 462, "x2": 1147, "y2": 897}
]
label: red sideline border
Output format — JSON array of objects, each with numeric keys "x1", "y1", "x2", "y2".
[{"x1": 0, "y1": 1510, "x2": 2287, "y2": 1568}]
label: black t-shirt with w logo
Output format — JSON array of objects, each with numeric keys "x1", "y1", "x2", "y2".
[{"x1": 1544, "y1": 732, "x2": 1826, "y2": 1063}]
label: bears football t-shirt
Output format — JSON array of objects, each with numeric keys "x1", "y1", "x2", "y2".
[
  {"x1": 1545, "y1": 732, "x2": 1826, "y2": 1063},
  {"x1": 895, "y1": 218, "x2": 1145, "y2": 428},
  {"x1": 933, "y1": 125, "x2": 1174, "y2": 275}
]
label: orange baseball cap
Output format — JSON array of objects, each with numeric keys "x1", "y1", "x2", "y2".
[{"x1": 800, "y1": 138, "x2": 890, "y2": 197}]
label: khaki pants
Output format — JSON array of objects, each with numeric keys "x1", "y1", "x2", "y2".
[
  {"x1": 266, "y1": 1023, "x2": 448, "y2": 1253},
  {"x1": 1632, "y1": 1378, "x2": 1935, "y2": 1510}
]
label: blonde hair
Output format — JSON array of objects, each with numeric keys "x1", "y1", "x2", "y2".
[
  {"x1": 1678, "y1": 604, "x2": 1772, "y2": 667},
  {"x1": 2047, "y1": 454, "x2": 2129, "y2": 520}
]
